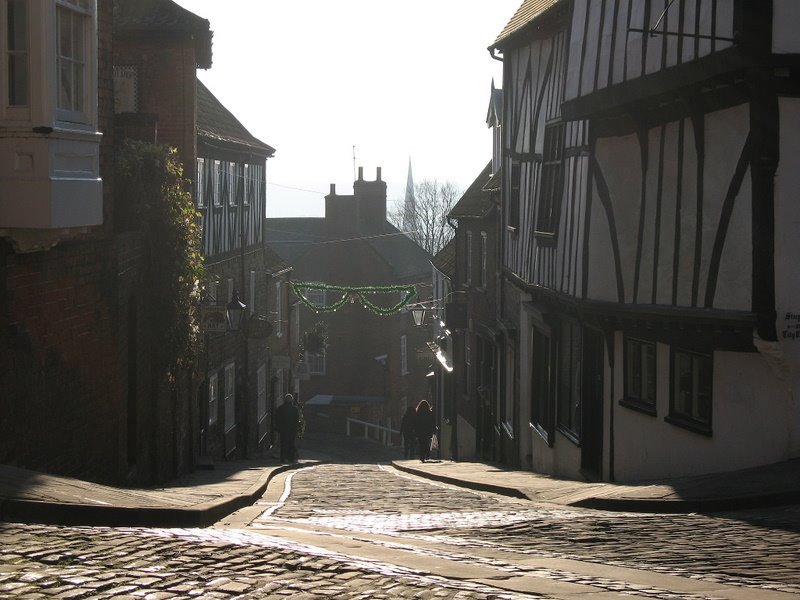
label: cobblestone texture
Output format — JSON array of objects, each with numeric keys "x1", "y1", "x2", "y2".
[{"x1": 1, "y1": 436, "x2": 799, "y2": 599}]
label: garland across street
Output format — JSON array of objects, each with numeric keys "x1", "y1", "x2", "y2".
[{"x1": 291, "y1": 282, "x2": 417, "y2": 315}]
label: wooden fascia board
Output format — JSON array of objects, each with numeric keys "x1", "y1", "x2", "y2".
[{"x1": 562, "y1": 47, "x2": 751, "y2": 121}]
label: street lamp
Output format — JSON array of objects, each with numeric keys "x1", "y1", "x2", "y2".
[
  {"x1": 226, "y1": 290, "x2": 247, "y2": 332},
  {"x1": 410, "y1": 304, "x2": 426, "y2": 327}
]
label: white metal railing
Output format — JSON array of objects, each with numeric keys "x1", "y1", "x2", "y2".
[{"x1": 346, "y1": 417, "x2": 399, "y2": 447}]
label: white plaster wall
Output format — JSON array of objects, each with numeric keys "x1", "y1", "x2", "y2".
[
  {"x1": 613, "y1": 341, "x2": 795, "y2": 481},
  {"x1": 773, "y1": 0, "x2": 800, "y2": 54},
  {"x1": 773, "y1": 97, "x2": 800, "y2": 457}
]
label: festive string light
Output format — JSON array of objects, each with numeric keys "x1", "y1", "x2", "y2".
[{"x1": 291, "y1": 282, "x2": 417, "y2": 316}]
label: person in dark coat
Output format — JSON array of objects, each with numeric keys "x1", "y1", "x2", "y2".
[
  {"x1": 415, "y1": 399, "x2": 436, "y2": 462},
  {"x1": 400, "y1": 405, "x2": 416, "y2": 459},
  {"x1": 275, "y1": 393, "x2": 299, "y2": 463}
]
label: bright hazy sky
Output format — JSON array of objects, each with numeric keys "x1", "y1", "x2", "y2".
[{"x1": 173, "y1": 1, "x2": 523, "y2": 218}]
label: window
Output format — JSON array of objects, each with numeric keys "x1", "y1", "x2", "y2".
[
  {"x1": 623, "y1": 338, "x2": 657, "y2": 413},
  {"x1": 208, "y1": 372, "x2": 219, "y2": 426},
  {"x1": 196, "y1": 158, "x2": 206, "y2": 209},
  {"x1": 257, "y1": 364, "x2": 267, "y2": 421},
  {"x1": 5, "y1": 0, "x2": 27, "y2": 107},
  {"x1": 224, "y1": 362, "x2": 236, "y2": 432},
  {"x1": 206, "y1": 278, "x2": 218, "y2": 304},
  {"x1": 508, "y1": 160, "x2": 521, "y2": 230},
  {"x1": 213, "y1": 160, "x2": 222, "y2": 207},
  {"x1": 465, "y1": 231, "x2": 473, "y2": 286},
  {"x1": 307, "y1": 287, "x2": 326, "y2": 308},
  {"x1": 56, "y1": 0, "x2": 92, "y2": 122},
  {"x1": 480, "y1": 232, "x2": 487, "y2": 288},
  {"x1": 669, "y1": 349, "x2": 712, "y2": 433},
  {"x1": 228, "y1": 162, "x2": 237, "y2": 206},
  {"x1": 536, "y1": 122, "x2": 565, "y2": 235},
  {"x1": 530, "y1": 326, "x2": 554, "y2": 445},
  {"x1": 400, "y1": 334, "x2": 408, "y2": 375},
  {"x1": 557, "y1": 319, "x2": 581, "y2": 439},
  {"x1": 306, "y1": 352, "x2": 325, "y2": 375},
  {"x1": 243, "y1": 164, "x2": 250, "y2": 206},
  {"x1": 275, "y1": 280, "x2": 283, "y2": 338}
]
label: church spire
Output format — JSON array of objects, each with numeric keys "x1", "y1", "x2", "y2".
[{"x1": 402, "y1": 158, "x2": 416, "y2": 233}]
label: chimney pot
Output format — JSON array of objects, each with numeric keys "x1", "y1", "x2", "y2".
[
  {"x1": 358, "y1": 166, "x2": 364, "y2": 180},
  {"x1": 376, "y1": 167, "x2": 382, "y2": 181},
  {"x1": 330, "y1": 183, "x2": 336, "y2": 195}
]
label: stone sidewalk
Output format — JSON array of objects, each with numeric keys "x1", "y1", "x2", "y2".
[
  {"x1": 392, "y1": 457, "x2": 800, "y2": 512},
  {"x1": 2, "y1": 443, "x2": 800, "y2": 528},
  {"x1": 0, "y1": 458, "x2": 315, "y2": 527}
]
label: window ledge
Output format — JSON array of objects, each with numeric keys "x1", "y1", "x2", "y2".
[
  {"x1": 506, "y1": 225, "x2": 518, "y2": 235},
  {"x1": 557, "y1": 425, "x2": 580, "y2": 446},
  {"x1": 664, "y1": 414, "x2": 712, "y2": 437},
  {"x1": 529, "y1": 421, "x2": 554, "y2": 447},
  {"x1": 619, "y1": 397, "x2": 657, "y2": 417},
  {"x1": 534, "y1": 231, "x2": 557, "y2": 246}
]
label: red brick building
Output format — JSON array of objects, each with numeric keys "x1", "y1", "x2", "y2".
[{"x1": 267, "y1": 168, "x2": 432, "y2": 438}]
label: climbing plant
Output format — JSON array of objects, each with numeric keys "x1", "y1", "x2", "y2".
[{"x1": 116, "y1": 139, "x2": 204, "y2": 376}]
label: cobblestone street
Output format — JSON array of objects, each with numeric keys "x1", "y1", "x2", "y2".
[{"x1": 1, "y1": 440, "x2": 800, "y2": 599}]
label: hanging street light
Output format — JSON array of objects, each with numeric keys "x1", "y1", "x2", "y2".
[
  {"x1": 410, "y1": 304, "x2": 426, "y2": 327},
  {"x1": 226, "y1": 289, "x2": 247, "y2": 332}
]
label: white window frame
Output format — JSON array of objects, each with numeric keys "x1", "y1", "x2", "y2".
[
  {"x1": 208, "y1": 372, "x2": 219, "y2": 426},
  {"x1": 55, "y1": 0, "x2": 94, "y2": 125},
  {"x1": 206, "y1": 278, "x2": 218, "y2": 304},
  {"x1": 480, "y1": 232, "x2": 487, "y2": 288},
  {"x1": 275, "y1": 280, "x2": 284, "y2": 338},
  {"x1": 256, "y1": 364, "x2": 267, "y2": 421},
  {"x1": 306, "y1": 352, "x2": 325, "y2": 376},
  {"x1": 213, "y1": 160, "x2": 222, "y2": 207},
  {"x1": 243, "y1": 163, "x2": 250, "y2": 206},
  {"x1": 3, "y1": 0, "x2": 29, "y2": 115},
  {"x1": 224, "y1": 362, "x2": 236, "y2": 432},
  {"x1": 196, "y1": 158, "x2": 206, "y2": 209},
  {"x1": 228, "y1": 162, "x2": 237, "y2": 207}
]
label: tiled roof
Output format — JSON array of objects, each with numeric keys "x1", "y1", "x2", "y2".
[
  {"x1": 490, "y1": 0, "x2": 563, "y2": 49},
  {"x1": 114, "y1": 0, "x2": 213, "y2": 68},
  {"x1": 115, "y1": 0, "x2": 209, "y2": 31},
  {"x1": 197, "y1": 80, "x2": 275, "y2": 156},
  {"x1": 483, "y1": 168, "x2": 502, "y2": 193},
  {"x1": 448, "y1": 162, "x2": 495, "y2": 219},
  {"x1": 265, "y1": 218, "x2": 431, "y2": 281},
  {"x1": 431, "y1": 237, "x2": 456, "y2": 278}
]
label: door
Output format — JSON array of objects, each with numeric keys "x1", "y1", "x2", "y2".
[{"x1": 580, "y1": 327, "x2": 605, "y2": 480}]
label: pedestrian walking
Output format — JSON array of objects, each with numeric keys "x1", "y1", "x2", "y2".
[
  {"x1": 275, "y1": 393, "x2": 300, "y2": 463},
  {"x1": 400, "y1": 405, "x2": 416, "y2": 459},
  {"x1": 415, "y1": 399, "x2": 436, "y2": 462}
]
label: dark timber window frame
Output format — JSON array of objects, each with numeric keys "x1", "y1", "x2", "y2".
[
  {"x1": 534, "y1": 121, "x2": 565, "y2": 241},
  {"x1": 666, "y1": 348, "x2": 712, "y2": 436},
  {"x1": 620, "y1": 337, "x2": 657, "y2": 416}
]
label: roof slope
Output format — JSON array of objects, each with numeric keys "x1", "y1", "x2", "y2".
[
  {"x1": 431, "y1": 237, "x2": 456, "y2": 279},
  {"x1": 197, "y1": 80, "x2": 275, "y2": 156},
  {"x1": 449, "y1": 161, "x2": 495, "y2": 219},
  {"x1": 491, "y1": 0, "x2": 562, "y2": 49},
  {"x1": 266, "y1": 218, "x2": 431, "y2": 281}
]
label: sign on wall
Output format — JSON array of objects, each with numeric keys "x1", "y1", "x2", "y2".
[{"x1": 201, "y1": 305, "x2": 227, "y2": 333}]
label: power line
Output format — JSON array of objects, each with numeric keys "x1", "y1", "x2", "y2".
[{"x1": 263, "y1": 228, "x2": 420, "y2": 247}]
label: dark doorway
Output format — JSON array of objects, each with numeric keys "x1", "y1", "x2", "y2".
[
  {"x1": 476, "y1": 335, "x2": 497, "y2": 461},
  {"x1": 580, "y1": 327, "x2": 605, "y2": 480}
]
